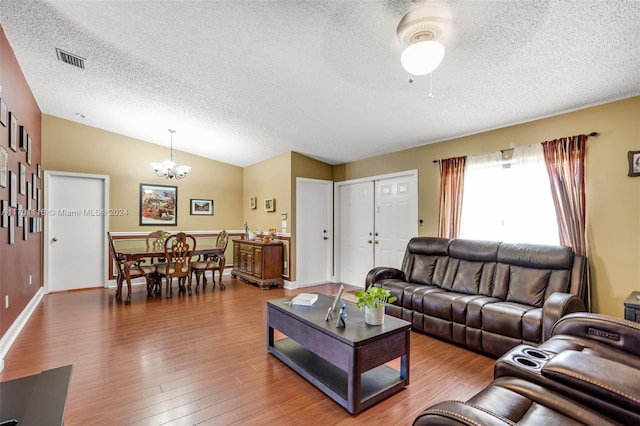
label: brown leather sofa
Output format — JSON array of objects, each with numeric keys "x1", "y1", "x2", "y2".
[
  {"x1": 413, "y1": 312, "x2": 640, "y2": 425},
  {"x1": 366, "y1": 237, "x2": 587, "y2": 357}
]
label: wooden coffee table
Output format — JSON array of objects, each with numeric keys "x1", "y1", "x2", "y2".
[{"x1": 267, "y1": 294, "x2": 410, "y2": 414}]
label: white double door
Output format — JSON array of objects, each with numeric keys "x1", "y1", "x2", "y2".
[{"x1": 336, "y1": 171, "x2": 418, "y2": 288}]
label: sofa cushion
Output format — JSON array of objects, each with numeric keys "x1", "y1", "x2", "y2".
[
  {"x1": 451, "y1": 260, "x2": 483, "y2": 294},
  {"x1": 506, "y1": 265, "x2": 551, "y2": 307},
  {"x1": 402, "y1": 237, "x2": 450, "y2": 282},
  {"x1": 482, "y1": 301, "x2": 536, "y2": 339},
  {"x1": 408, "y1": 255, "x2": 439, "y2": 285}
]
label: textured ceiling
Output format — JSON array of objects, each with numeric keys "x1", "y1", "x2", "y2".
[{"x1": 1, "y1": 1, "x2": 639, "y2": 167}]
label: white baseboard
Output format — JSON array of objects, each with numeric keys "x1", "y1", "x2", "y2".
[{"x1": 0, "y1": 287, "x2": 46, "y2": 372}]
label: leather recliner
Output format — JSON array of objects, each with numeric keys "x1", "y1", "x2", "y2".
[{"x1": 413, "y1": 313, "x2": 640, "y2": 425}]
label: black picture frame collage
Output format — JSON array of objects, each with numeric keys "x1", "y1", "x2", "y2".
[{"x1": 0, "y1": 96, "x2": 42, "y2": 244}]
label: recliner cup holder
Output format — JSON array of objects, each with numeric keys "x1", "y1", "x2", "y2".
[
  {"x1": 512, "y1": 356, "x2": 540, "y2": 369},
  {"x1": 522, "y1": 348, "x2": 548, "y2": 360}
]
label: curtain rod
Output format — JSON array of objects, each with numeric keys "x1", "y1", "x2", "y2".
[{"x1": 431, "y1": 132, "x2": 599, "y2": 163}]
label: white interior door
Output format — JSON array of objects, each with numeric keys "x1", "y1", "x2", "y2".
[
  {"x1": 336, "y1": 171, "x2": 417, "y2": 288},
  {"x1": 375, "y1": 175, "x2": 418, "y2": 269},
  {"x1": 295, "y1": 178, "x2": 332, "y2": 286},
  {"x1": 44, "y1": 171, "x2": 109, "y2": 292},
  {"x1": 337, "y1": 181, "x2": 374, "y2": 287}
]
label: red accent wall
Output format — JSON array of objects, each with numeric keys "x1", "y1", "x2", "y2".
[{"x1": 0, "y1": 24, "x2": 42, "y2": 337}]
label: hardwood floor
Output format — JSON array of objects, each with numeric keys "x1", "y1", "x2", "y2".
[{"x1": 0, "y1": 279, "x2": 495, "y2": 425}]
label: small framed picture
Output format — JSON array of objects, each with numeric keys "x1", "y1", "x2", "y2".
[
  {"x1": 27, "y1": 134, "x2": 32, "y2": 165},
  {"x1": 8, "y1": 216, "x2": 14, "y2": 244},
  {"x1": 264, "y1": 198, "x2": 275, "y2": 212},
  {"x1": 628, "y1": 151, "x2": 640, "y2": 177},
  {"x1": 9, "y1": 112, "x2": 18, "y2": 151},
  {"x1": 10, "y1": 171, "x2": 17, "y2": 207},
  {"x1": 1, "y1": 200, "x2": 8, "y2": 227},
  {"x1": 19, "y1": 162, "x2": 26, "y2": 195},
  {"x1": 190, "y1": 198, "x2": 213, "y2": 215},
  {"x1": 250, "y1": 196, "x2": 256, "y2": 209},
  {"x1": 0, "y1": 146, "x2": 7, "y2": 188},
  {"x1": 0, "y1": 98, "x2": 7, "y2": 127},
  {"x1": 19, "y1": 125, "x2": 27, "y2": 151},
  {"x1": 27, "y1": 182, "x2": 32, "y2": 210},
  {"x1": 17, "y1": 204, "x2": 23, "y2": 227}
]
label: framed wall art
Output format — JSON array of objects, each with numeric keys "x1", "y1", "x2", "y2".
[
  {"x1": 17, "y1": 204, "x2": 23, "y2": 227},
  {"x1": 0, "y1": 98, "x2": 6, "y2": 127},
  {"x1": 264, "y1": 198, "x2": 275, "y2": 212},
  {"x1": 10, "y1": 171, "x2": 16, "y2": 207},
  {"x1": 19, "y1": 162, "x2": 26, "y2": 195},
  {"x1": 9, "y1": 112, "x2": 18, "y2": 151},
  {"x1": 8, "y1": 216, "x2": 14, "y2": 244},
  {"x1": 628, "y1": 151, "x2": 640, "y2": 177},
  {"x1": 19, "y1": 125, "x2": 27, "y2": 151},
  {"x1": 139, "y1": 183, "x2": 178, "y2": 226},
  {"x1": 1, "y1": 200, "x2": 8, "y2": 228},
  {"x1": 0, "y1": 146, "x2": 7, "y2": 188},
  {"x1": 27, "y1": 134, "x2": 32, "y2": 165},
  {"x1": 190, "y1": 198, "x2": 213, "y2": 215},
  {"x1": 250, "y1": 196, "x2": 256, "y2": 210}
]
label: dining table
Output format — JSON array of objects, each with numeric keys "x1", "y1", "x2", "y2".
[{"x1": 113, "y1": 244, "x2": 224, "y2": 305}]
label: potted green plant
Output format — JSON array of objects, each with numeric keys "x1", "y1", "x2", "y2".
[{"x1": 354, "y1": 286, "x2": 397, "y2": 325}]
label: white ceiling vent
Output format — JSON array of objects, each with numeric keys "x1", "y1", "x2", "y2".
[{"x1": 55, "y1": 48, "x2": 85, "y2": 69}]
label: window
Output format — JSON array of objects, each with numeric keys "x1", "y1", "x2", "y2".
[{"x1": 459, "y1": 144, "x2": 559, "y2": 245}]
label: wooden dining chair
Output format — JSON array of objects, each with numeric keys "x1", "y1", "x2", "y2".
[
  {"x1": 191, "y1": 230, "x2": 229, "y2": 292},
  {"x1": 107, "y1": 232, "x2": 157, "y2": 301},
  {"x1": 156, "y1": 232, "x2": 197, "y2": 297},
  {"x1": 142, "y1": 229, "x2": 167, "y2": 295}
]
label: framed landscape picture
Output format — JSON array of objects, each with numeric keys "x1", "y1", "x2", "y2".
[
  {"x1": 139, "y1": 183, "x2": 178, "y2": 226},
  {"x1": 190, "y1": 198, "x2": 213, "y2": 215}
]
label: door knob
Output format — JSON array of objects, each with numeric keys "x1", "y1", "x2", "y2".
[
  {"x1": 323, "y1": 237, "x2": 328, "y2": 240},
  {"x1": 368, "y1": 240, "x2": 372, "y2": 244},
  {"x1": 51, "y1": 237, "x2": 58, "y2": 243}
]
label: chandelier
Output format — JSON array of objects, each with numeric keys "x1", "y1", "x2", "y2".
[{"x1": 150, "y1": 129, "x2": 191, "y2": 180}]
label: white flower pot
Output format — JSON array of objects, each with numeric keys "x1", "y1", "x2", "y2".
[
  {"x1": 364, "y1": 306, "x2": 385, "y2": 325},
  {"x1": 248, "y1": 232, "x2": 256, "y2": 241}
]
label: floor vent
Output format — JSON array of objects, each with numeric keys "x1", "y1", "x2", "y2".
[{"x1": 55, "y1": 48, "x2": 85, "y2": 69}]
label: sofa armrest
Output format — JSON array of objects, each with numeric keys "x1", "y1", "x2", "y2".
[
  {"x1": 541, "y1": 292, "x2": 585, "y2": 341},
  {"x1": 365, "y1": 267, "x2": 404, "y2": 289},
  {"x1": 550, "y1": 312, "x2": 640, "y2": 357},
  {"x1": 541, "y1": 350, "x2": 640, "y2": 414}
]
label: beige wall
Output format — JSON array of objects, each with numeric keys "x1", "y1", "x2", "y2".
[
  {"x1": 42, "y1": 115, "x2": 244, "y2": 232},
  {"x1": 242, "y1": 151, "x2": 333, "y2": 281},
  {"x1": 242, "y1": 151, "x2": 291, "y2": 233},
  {"x1": 40, "y1": 98, "x2": 640, "y2": 316},
  {"x1": 334, "y1": 96, "x2": 640, "y2": 318}
]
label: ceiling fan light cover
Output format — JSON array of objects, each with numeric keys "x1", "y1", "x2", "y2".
[{"x1": 401, "y1": 40, "x2": 445, "y2": 75}]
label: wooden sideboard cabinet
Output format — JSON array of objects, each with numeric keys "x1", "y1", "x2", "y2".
[{"x1": 231, "y1": 239, "x2": 283, "y2": 290}]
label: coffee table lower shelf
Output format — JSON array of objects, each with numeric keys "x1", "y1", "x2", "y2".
[{"x1": 270, "y1": 337, "x2": 406, "y2": 414}]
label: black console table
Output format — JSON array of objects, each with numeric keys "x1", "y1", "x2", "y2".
[{"x1": 0, "y1": 364, "x2": 72, "y2": 425}]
